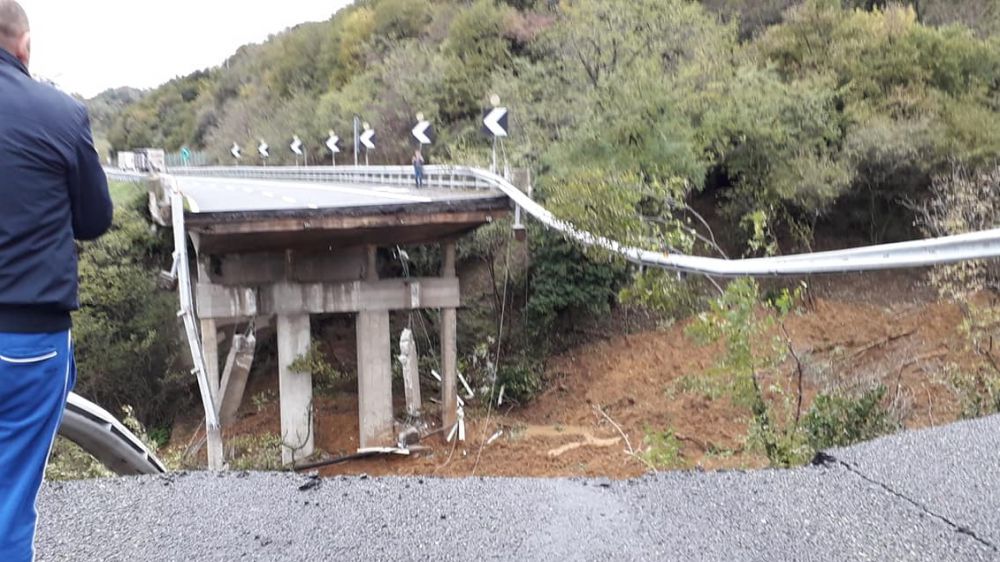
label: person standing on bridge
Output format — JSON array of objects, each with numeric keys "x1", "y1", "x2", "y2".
[
  {"x1": 0, "y1": 2, "x2": 113, "y2": 561},
  {"x1": 413, "y1": 148, "x2": 425, "y2": 188}
]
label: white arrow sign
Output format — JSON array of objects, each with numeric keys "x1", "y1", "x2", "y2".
[
  {"x1": 326, "y1": 132, "x2": 341, "y2": 154},
  {"x1": 412, "y1": 120, "x2": 433, "y2": 145},
  {"x1": 360, "y1": 128, "x2": 376, "y2": 150},
  {"x1": 483, "y1": 107, "x2": 508, "y2": 138},
  {"x1": 231, "y1": 142, "x2": 241, "y2": 160},
  {"x1": 258, "y1": 141, "x2": 269, "y2": 159},
  {"x1": 290, "y1": 135, "x2": 303, "y2": 156}
]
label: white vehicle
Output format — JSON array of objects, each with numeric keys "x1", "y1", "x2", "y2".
[{"x1": 135, "y1": 148, "x2": 166, "y2": 173}]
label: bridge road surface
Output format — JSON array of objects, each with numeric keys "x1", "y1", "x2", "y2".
[
  {"x1": 172, "y1": 175, "x2": 504, "y2": 214},
  {"x1": 35, "y1": 414, "x2": 1000, "y2": 561}
]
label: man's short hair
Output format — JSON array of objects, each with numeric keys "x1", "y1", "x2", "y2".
[{"x1": 0, "y1": 1, "x2": 29, "y2": 42}]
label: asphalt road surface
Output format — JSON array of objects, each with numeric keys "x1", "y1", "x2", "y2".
[
  {"x1": 36, "y1": 415, "x2": 1000, "y2": 561},
  {"x1": 173, "y1": 176, "x2": 500, "y2": 214}
]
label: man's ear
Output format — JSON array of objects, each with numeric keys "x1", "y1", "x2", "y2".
[{"x1": 15, "y1": 31, "x2": 29, "y2": 67}]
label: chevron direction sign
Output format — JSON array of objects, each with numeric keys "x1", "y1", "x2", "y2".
[
  {"x1": 230, "y1": 142, "x2": 241, "y2": 160},
  {"x1": 483, "y1": 107, "x2": 508, "y2": 138},
  {"x1": 326, "y1": 131, "x2": 341, "y2": 154},
  {"x1": 258, "y1": 140, "x2": 269, "y2": 159},
  {"x1": 360, "y1": 128, "x2": 376, "y2": 150},
  {"x1": 290, "y1": 135, "x2": 303, "y2": 156},
  {"x1": 412, "y1": 119, "x2": 434, "y2": 145}
]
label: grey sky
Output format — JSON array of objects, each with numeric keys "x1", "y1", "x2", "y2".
[{"x1": 19, "y1": 0, "x2": 352, "y2": 98}]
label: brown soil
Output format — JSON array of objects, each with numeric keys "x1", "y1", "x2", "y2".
[{"x1": 170, "y1": 271, "x2": 973, "y2": 479}]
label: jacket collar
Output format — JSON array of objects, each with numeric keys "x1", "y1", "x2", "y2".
[{"x1": 0, "y1": 47, "x2": 30, "y2": 77}]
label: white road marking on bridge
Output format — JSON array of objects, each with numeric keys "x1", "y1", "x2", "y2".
[
  {"x1": 262, "y1": 192, "x2": 275, "y2": 198},
  {"x1": 242, "y1": 187, "x2": 254, "y2": 194},
  {"x1": 225, "y1": 186, "x2": 236, "y2": 192},
  {"x1": 308, "y1": 203, "x2": 319, "y2": 210},
  {"x1": 282, "y1": 196, "x2": 297, "y2": 204}
]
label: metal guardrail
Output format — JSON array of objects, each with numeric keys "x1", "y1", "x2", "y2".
[
  {"x1": 167, "y1": 165, "x2": 498, "y2": 191},
  {"x1": 159, "y1": 165, "x2": 1000, "y2": 277},
  {"x1": 58, "y1": 392, "x2": 166, "y2": 476},
  {"x1": 103, "y1": 168, "x2": 149, "y2": 183}
]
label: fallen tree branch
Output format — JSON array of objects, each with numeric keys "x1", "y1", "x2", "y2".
[{"x1": 594, "y1": 405, "x2": 657, "y2": 472}]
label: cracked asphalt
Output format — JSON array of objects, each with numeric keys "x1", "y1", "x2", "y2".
[{"x1": 36, "y1": 414, "x2": 1000, "y2": 561}]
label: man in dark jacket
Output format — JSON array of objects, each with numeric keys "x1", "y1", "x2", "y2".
[{"x1": 0, "y1": 2, "x2": 113, "y2": 560}]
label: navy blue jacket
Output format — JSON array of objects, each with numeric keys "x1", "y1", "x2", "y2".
[{"x1": 0, "y1": 48, "x2": 113, "y2": 333}]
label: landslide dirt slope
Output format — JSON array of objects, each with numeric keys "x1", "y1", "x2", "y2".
[{"x1": 176, "y1": 271, "x2": 971, "y2": 478}]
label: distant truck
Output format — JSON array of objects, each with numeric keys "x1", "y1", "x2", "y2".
[
  {"x1": 135, "y1": 148, "x2": 166, "y2": 173},
  {"x1": 118, "y1": 148, "x2": 166, "y2": 173},
  {"x1": 117, "y1": 151, "x2": 137, "y2": 171}
]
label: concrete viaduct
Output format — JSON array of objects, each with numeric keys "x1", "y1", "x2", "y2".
[{"x1": 149, "y1": 166, "x2": 515, "y2": 468}]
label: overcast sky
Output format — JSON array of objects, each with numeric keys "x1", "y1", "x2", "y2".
[{"x1": 19, "y1": 0, "x2": 352, "y2": 98}]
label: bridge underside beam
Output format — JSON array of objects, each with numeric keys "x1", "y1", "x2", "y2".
[
  {"x1": 196, "y1": 278, "x2": 460, "y2": 319},
  {"x1": 186, "y1": 207, "x2": 508, "y2": 254}
]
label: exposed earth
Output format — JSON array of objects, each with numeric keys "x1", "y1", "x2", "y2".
[{"x1": 170, "y1": 270, "x2": 974, "y2": 479}]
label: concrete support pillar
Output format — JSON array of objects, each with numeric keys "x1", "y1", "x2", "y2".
[
  {"x1": 200, "y1": 319, "x2": 224, "y2": 470},
  {"x1": 357, "y1": 311, "x2": 394, "y2": 448},
  {"x1": 399, "y1": 329, "x2": 422, "y2": 418},
  {"x1": 277, "y1": 314, "x2": 313, "y2": 465},
  {"x1": 357, "y1": 245, "x2": 394, "y2": 448},
  {"x1": 440, "y1": 242, "x2": 459, "y2": 438},
  {"x1": 218, "y1": 333, "x2": 256, "y2": 427}
]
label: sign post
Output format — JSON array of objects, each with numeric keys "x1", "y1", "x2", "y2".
[
  {"x1": 353, "y1": 115, "x2": 361, "y2": 166},
  {"x1": 258, "y1": 140, "x2": 269, "y2": 166},
  {"x1": 290, "y1": 135, "x2": 304, "y2": 167},
  {"x1": 482, "y1": 95, "x2": 509, "y2": 175},
  {"x1": 360, "y1": 124, "x2": 376, "y2": 167},
  {"x1": 326, "y1": 130, "x2": 341, "y2": 166}
]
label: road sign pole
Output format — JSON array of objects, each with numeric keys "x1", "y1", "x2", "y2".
[
  {"x1": 353, "y1": 115, "x2": 360, "y2": 167},
  {"x1": 491, "y1": 136, "x2": 497, "y2": 175}
]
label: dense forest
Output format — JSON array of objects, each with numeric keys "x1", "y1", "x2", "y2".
[{"x1": 76, "y1": 0, "x2": 1000, "y2": 464}]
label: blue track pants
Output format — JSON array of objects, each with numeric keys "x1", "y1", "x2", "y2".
[{"x1": 0, "y1": 331, "x2": 75, "y2": 562}]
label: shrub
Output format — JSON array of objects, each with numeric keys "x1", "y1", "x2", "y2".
[
  {"x1": 495, "y1": 359, "x2": 543, "y2": 404},
  {"x1": 525, "y1": 228, "x2": 629, "y2": 342},
  {"x1": 640, "y1": 428, "x2": 684, "y2": 470},
  {"x1": 45, "y1": 438, "x2": 113, "y2": 481},
  {"x1": 289, "y1": 342, "x2": 346, "y2": 395},
  {"x1": 802, "y1": 385, "x2": 898, "y2": 450},
  {"x1": 227, "y1": 433, "x2": 285, "y2": 471}
]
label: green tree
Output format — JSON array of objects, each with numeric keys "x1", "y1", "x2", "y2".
[{"x1": 73, "y1": 192, "x2": 187, "y2": 428}]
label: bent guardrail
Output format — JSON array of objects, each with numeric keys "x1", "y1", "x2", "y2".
[{"x1": 58, "y1": 392, "x2": 166, "y2": 475}]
